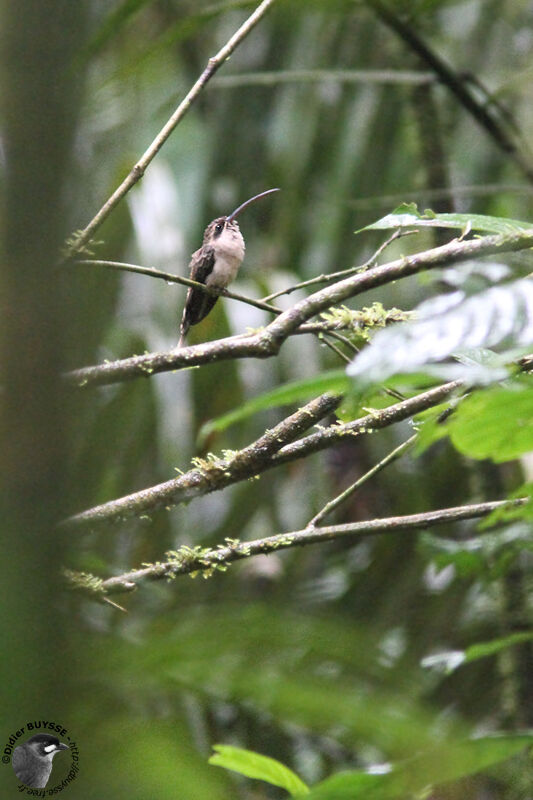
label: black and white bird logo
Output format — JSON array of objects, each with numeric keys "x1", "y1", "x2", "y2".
[{"x1": 12, "y1": 733, "x2": 69, "y2": 788}]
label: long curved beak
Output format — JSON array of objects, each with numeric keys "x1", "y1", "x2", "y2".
[{"x1": 226, "y1": 188, "x2": 280, "y2": 223}]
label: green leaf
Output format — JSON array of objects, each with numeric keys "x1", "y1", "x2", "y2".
[
  {"x1": 347, "y1": 280, "x2": 533, "y2": 389},
  {"x1": 480, "y1": 483, "x2": 533, "y2": 527},
  {"x1": 209, "y1": 745, "x2": 309, "y2": 796},
  {"x1": 448, "y1": 383, "x2": 533, "y2": 461},
  {"x1": 199, "y1": 370, "x2": 348, "y2": 442},
  {"x1": 413, "y1": 403, "x2": 455, "y2": 453},
  {"x1": 306, "y1": 770, "x2": 388, "y2": 799},
  {"x1": 359, "y1": 203, "x2": 533, "y2": 235},
  {"x1": 306, "y1": 734, "x2": 533, "y2": 800},
  {"x1": 465, "y1": 631, "x2": 533, "y2": 663},
  {"x1": 421, "y1": 632, "x2": 533, "y2": 675}
]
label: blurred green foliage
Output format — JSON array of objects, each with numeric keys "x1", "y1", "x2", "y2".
[{"x1": 2, "y1": 0, "x2": 533, "y2": 798}]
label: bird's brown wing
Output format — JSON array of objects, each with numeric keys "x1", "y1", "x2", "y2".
[{"x1": 180, "y1": 245, "x2": 219, "y2": 340}]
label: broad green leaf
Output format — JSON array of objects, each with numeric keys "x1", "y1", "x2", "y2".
[
  {"x1": 347, "y1": 280, "x2": 533, "y2": 388},
  {"x1": 209, "y1": 745, "x2": 309, "y2": 796},
  {"x1": 359, "y1": 203, "x2": 533, "y2": 235},
  {"x1": 306, "y1": 734, "x2": 533, "y2": 799},
  {"x1": 448, "y1": 384, "x2": 533, "y2": 461},
  {"x1": 199, "y1": 370, "x2": 348, "y2": 441}
]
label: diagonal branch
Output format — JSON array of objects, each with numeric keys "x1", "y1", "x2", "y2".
[
  {"x1": 366, "y1": 0, "x2": 533, "y2": 182},
  {"x1": 261, "y1": 228, "x2": 414, "y2": 302},
  {"x1": 66, "y1": 227, "x2": 533, "y2": 388},
  {"x1": 76, "y1": 258, "x2": 282, "y2": 316},
  {"x1": 62, "y1": 380, "x2": 460, "y2": 531},
  {"x1": 64, "y1": 0, "x2": 278, "y2": 259},
  {"x1": 82, "y1": 498, "x2": 527, "y2": 596},
  {"x1": 308, "y1": 434, "x2": 416, "y2": 526}
]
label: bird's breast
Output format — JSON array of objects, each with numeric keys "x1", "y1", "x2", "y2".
[{"x1": 206, "y1": 228, "x2": 245, "y2": 289}]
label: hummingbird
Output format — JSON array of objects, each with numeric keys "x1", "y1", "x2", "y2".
[{"x1": 178, "y1": 188, "x2": 279, "y2": 347}]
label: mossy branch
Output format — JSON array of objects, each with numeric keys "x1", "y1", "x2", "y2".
[
  {"x1": 63, "y1": 381, "x2": 460, "y2": 531},
  {"x1": 72, "y1": 499, "x2": 527, "y2": 597}
]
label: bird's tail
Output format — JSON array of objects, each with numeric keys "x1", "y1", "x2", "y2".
[{"x1": 178, "y1": 313, "x2": 189, "y2": 349}]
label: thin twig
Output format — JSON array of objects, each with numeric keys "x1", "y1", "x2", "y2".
[
  {"x1": 383, "y1": 386, "x2": 407, "y2": 402},
  {"x1": 322, "y1": 329, "x2": 359, "y2": 354},
  {"x1": 317, "y1": 334, "x2": 352, "y2": 364},
  {"x1": 76, "y1": 261, "x2": 403, "y2": 334},
  {"x1": 93, "y1": 497, "x2": 527, "y2": 595},
  {"x1": 313, "y1": 329, "x2": 405, "y2": 403},
  {"x1": 262, "y1": 229, "x2": 417, "y2": 302},
  {"x1": 75, "y1": 259, "x2": 281, "y2": 316},
  {"x1": 318, "y1": 322, "x2": 360, "y2": 356},
  {"x1": 64, "y1": 0, "x2": 278, "y2": 259},
  {"x1": 309, "y1": 434, "x2": 417, "y2": 527},
  {"x1": 210, "y1": 68, "x2": 434, "y2": 88}
]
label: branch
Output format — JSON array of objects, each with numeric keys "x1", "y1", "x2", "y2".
[
  {"x1": 308, "y1": 433, "x2": 416, "y2": 526},
  {"x1": 62, "y1": 380, "x2": 460, "y2": 530},
  {"x1": 210, "y1": 68, "x2": 435, "y2": 89},
  {"x1": 75, "y1": 259, "x2": 282, "y2": 316},
  {"x1": 66, "y1": 227, "x2": 533, "y2": 388},
  {"x1": 89, "y1": 498, "x2": 527, "y2": 596},
  {"x1": 366, "y1": 0, "x2": 533, "y2": 183},
  {"x1": 318, "y1": 334, "x2": 352, "y2": 364},
  {"x1": 261, "y1": 228, "x2": 414, "y2": 302},
  {"x1": 64, "y1": 0, "x2": 278, "y2": 259},
  {"x1": 267, "y1": 381, "x2": 460, "y2": 466}
]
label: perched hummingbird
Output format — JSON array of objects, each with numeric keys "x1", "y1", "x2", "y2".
[{"x1": 178, "y1": 188, "x2": 279, "y2": 346}]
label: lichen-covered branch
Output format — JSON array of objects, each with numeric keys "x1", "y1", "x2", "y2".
[
  {"x1": 73, "y1": 498, "x2": 526, "y2": 597},
  {"x1": 62, "y1": 380, "x2": 460, "y2": 531}
]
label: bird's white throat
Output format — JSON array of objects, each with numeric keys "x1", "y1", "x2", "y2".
[{"x1": 206, "y1": 226, "x2": 245, "y2": 289}]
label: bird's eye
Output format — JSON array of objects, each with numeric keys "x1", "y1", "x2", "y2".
[{"x1": 215, "y1": 222, "x2": 224, "y2": 234}]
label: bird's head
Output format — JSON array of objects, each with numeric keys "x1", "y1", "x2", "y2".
[
  {"x1": 25, "y1": 734, "x2": 69, "y2": 761},
  {"x1": 202, "y1": 215, "x2": 241, "y2": 246},
  {"x1": 202, "y1": 188, "x2": 280, "y2": 246}
]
